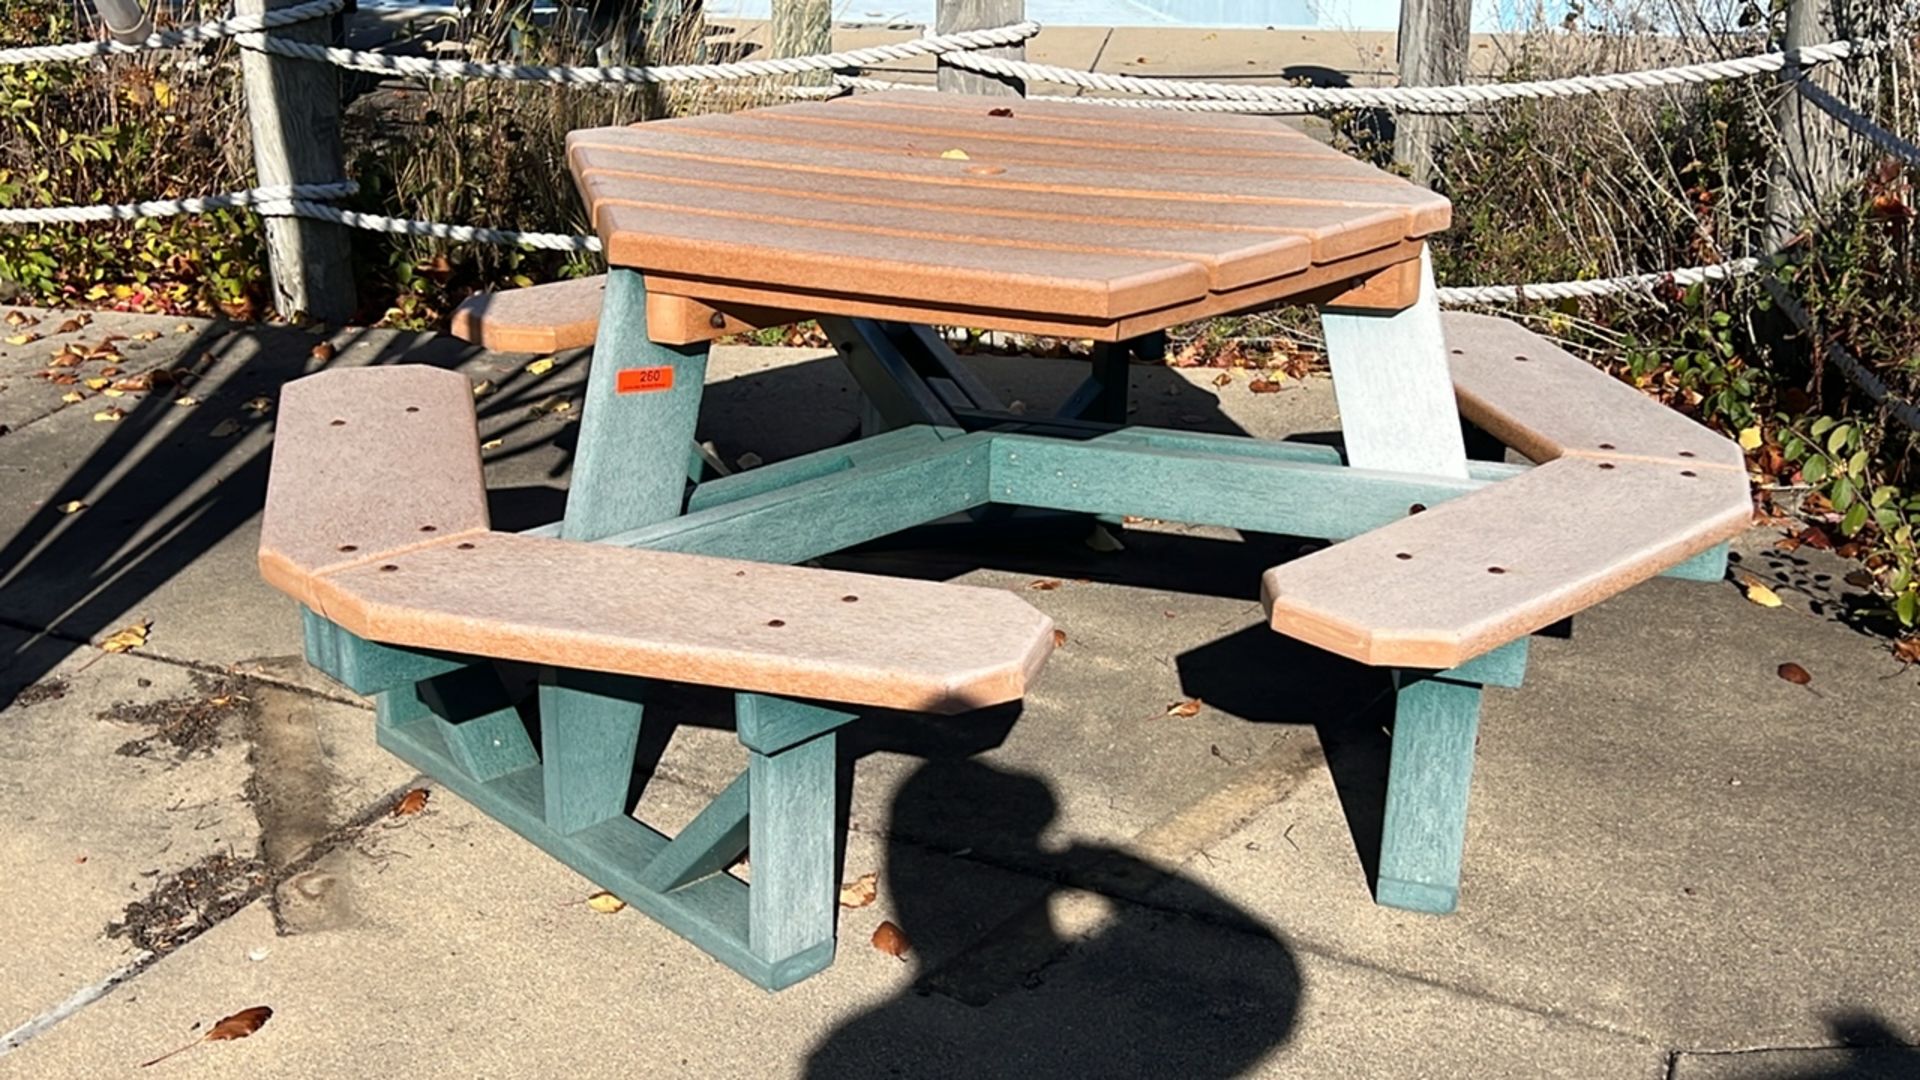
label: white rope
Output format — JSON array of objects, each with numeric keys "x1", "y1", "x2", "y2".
[
  {"x1": 1434, "y1": 257, "x2": 1764, "y2": 305},
  {"x1": 1796, "y1": 79, "x2": 1920, "y2": 167},
  {"x1": 941, "y1": 39, "x2": 1870, "y2": 112},
  {"x1": 260, "y1": 199, "x2": 601, "y2": 252},
  {"x1": 0, "y1": 0, "x2": 341, "y2": 65},
  {"x1": 1765, "y1": 279, "x2": 1920, "y2": 432},
  {"x1": 0, "y1": 181, "x2": 357, "y2": 224},
  {"x1": 243, "y1": 21, "x2": 1039, "y2": 85}
]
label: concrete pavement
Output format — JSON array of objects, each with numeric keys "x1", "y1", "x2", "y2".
[{"x1": 0, "y1": 310, "x2": 1915, "y2": 1078}]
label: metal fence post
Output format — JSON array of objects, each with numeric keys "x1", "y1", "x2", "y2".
[
  {"x1": 236, "y1": 0, "x2": 355, "y2": 323},
  {"x1": 936, "y1": 0, "x2": 1024, "y2": 97}
]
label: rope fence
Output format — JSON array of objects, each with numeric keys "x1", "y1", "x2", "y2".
[{"x1": 0, "y1": 1, "x2": 1912, "y2": 429}]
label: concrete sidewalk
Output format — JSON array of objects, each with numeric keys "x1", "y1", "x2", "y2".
[{"x1": 0, "y1": 310, "x2": 1915, "y2": 1078}]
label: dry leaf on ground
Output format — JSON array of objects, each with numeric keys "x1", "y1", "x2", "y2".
[
  {"x1": 1893, "y1": 637, "x2": 1920, "y2": 665},
  {"x1": 1165, "y1": 699, "x2": 1203, "y2": 718},
  {"x1": 132, "y1": 330, "x2": 161, "y2": 342},
  {"x1": 839, "y1": 873, "x2": 877, "y2": 909},
  {"x1": 586, "y1": 890, "x2": 627, "y2": 914},
  {"x1": 60, "y1": 391, "x2": 84, "y2": 404},
  {"x1": 92, "y1": 407, "x2": 125, "y2": 423},
  {"x1": 392, "y1": 788, "x2": 429, "y2": 816},
  {"x1": 139, "y1": 1005, "x2": 272, "y2": 1068},
  {"x1": 99, "y1": 620, "x2": 150, "y2": 654},
  {"x1": 480, "y1": 438, "x2": 504, "y2": 451},
  {"x1": 1742, "y1": 579, "x2": 1784, "y2": 608},
  {"x1": 871, "y1": 920, "x2": 911, "y2": 959},
  {"x1": 1248, "y1": 378, "x2": 1285, "y2": 394},
  {"x1": 525, "y1": 357, "x2": 555, "y2": 376},
  {"x1": 57, "y1": 500, "x2": 86, "y2": 514},
  {"x1": 5, "y1": 332, "x2": 39, "y2": 345},
  {"x1": 1052, "y1": 628, "x2": 1068, "y2": 648},
  {"x1": 1028, "y1": 578, "x2": 1062, "y2": 591},
  {"x1": 1777, "y1": 662, "x2": 1812, "y2": 686},
  {"x1": 310, "y1": 341, "x2": 336, "y2": 362}
]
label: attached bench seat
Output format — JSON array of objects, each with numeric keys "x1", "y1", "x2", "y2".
[
  {"x1": 1261, "y1": 313, "x2": 1750, "y2": 670},
  {"x1": 260, "y1": 365, "x2": 1055, "y2": 714},
  {"x1": 449, "y1": 276, "x2": 606, "y2": 354}
]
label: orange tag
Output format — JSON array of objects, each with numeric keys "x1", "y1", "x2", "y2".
[{"x1": 616, "y1": 366, "x2": 674, "y2": 394}]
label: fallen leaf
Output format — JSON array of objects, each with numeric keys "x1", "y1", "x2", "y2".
[
  {"x1": 242, "y1": 396, "x2": 272, "y2": 415},
  {"x1": 525, "y1": 357, "x2": 555, "y2": 376},
  {"x1": 1797, "y1": 526, "x2": 1833, "y2": 550},
  {"x1": 529, "y1": 395, "x2": 572, "y2": 416},
  {"x1": 586, "y1": 890, "x2": 627, "y2": 914},
  {"x1": 1776, "y1": 661, "x2": 1812, "y2": 685},
  {"x1": 940, "y1": 148, "x2": 971, "y2": 160},
  {"x1": 1051, "y1": 628, "x2": 1067, "y2": 648},
  {"x1": 5, "y1": 332, "x2": 39, "y2": 345},
  {"x1": 1742, "y1": 579, "x2": 1783, "y2": 608},
  {"x1": 132, "y1": 330, "x2": 161, "y2": 342},
  {"x1": 174, "y1": 322, "x2": 193, "y2": 334},
  {"x1": 1248, "y1": 378, "x2": 1285, "y2": 394},
  {"x1": 60, "y1": 391, "x2": 85, "y2": 404},
  {"x1": 101, "y1": 388, "x2": 124, "y2": 398},
  {"x1": 99, "y1": 619, "x2": 150, "y2": 653},
  {"x1": 838, "y1": 872, "x2": 877, "y2": 909},
  {"x1": 209, "y1": 418, "x2": 242, "y2": 438},
  {"x1": 93, "y1": 407, "x2": 125, "y2": 423},
  {"x1": 310, "y1": 341, "x2": 336, "y2": 362},
  {"x1": 1165, "y1": 699, "x2": 1203, "y2": 718},
  {"x1": 139, "y1": 1005, "x2": 272, "y2": 1068},
  {"x1": 871, "y1": 920, "x2": 911, "y2": 959},
  {"x1": 392, "y1": 788, "x2": 429, "y2": 816},
  {"x1": 56, "y1": 315, "x2": 89, "y2": 334},
  {"x1": 1211, "y1": 371, "x2": 1232, "y2": 387},
  {"x1": 1737, "y1": 426, "x2": 1762, "y2": 451},
  {"x1": 471, "y1": 379, "x2": 495, "y2": 398},
  {"x1": 480, "y1": 437, "x2": 504, "y2": 451},
  {"x1": 174, "y1": 395, "x2": 198, "y2": 407},
  {"x1": 4, "y1": 310, "x2": 34, "y2": 326},
  {"x1": 1893, "y1": 637, "x2": 1920, "y2": 665},
  {"x1": 58, "y1": 500, "x2": 86, "y2": 514},
  {"x1": 84, "y1": 377, "x2": 109, "y2": 390}
]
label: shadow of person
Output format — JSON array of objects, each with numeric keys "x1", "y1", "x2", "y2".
[{"x1": 806, "y1": 759, "x2": 1301, "y2": 1080}]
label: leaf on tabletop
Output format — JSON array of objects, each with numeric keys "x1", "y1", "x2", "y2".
[
  {"x1": 939, "y1": 148, "x2": 971, "y2": 160},
  {"x1": 871, "y1": 920, "x2": 911, "y2": 959},
  {"x1": 99, "y1": 619, "x2": 150, "y2": 653},
  {"x1": 392, "y1": 788, "x2": 429, "y2": 816},
  {"x1": 1776, "y1": 662, "x2": 1812, "y2": 685},
  {"x1": 838, "y1": 872, "x2": 877, "y2": 909},
  {"x1": 586, "y1": 890, "x2": 627, "y2": 914}
]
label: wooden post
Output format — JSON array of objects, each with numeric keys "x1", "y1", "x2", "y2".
[
  {"x1": 237, "y1": 0, "x2": 355, "y2": 323},
  {"x1": 770, "y1": 0, "x2": 832, "y2": 86},
  {"x1": 1766, "y1": 0, "x2": 1860, "y2": 242},
  {"x1": 936, "y1": 0, "x2": 1024, "y2": 97},
  {"x1": 1392, "y1": 0, "x2": 1470, "y2": 189}
]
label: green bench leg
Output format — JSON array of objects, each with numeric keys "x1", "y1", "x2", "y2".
[
  {"x1": 737, "y1": 694, "x2": 854, "y2": 977},
  {"x1": 538, "y1": 668, "x2": 648, "y2": 835},
  {"x1": 1374, "y1": 671, "x2": 1483, "y2": 914}
]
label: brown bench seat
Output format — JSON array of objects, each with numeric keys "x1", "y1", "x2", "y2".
[
  {"x1": 260, "y1": 365, "x2": 1054, "y2": 713},
  {"x1": 449, "y1": 276, "x2": 607, "y2": 354},
  {"x1": 1261, "y1": 313, "x2": 1750, "y2": 670}
]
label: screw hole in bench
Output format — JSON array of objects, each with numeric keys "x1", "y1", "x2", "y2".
[
  {"x1": 456, "y1": 542, "x2": 475, "y2": 550},
  {"x1": 1408, "y1": 503, "x2": 1426, "y2": 515},
  {"x1": 1487, "y1": 566, "x2": 1507, "y2": 574},
  {"x1": 405, "y1": 406, "x2": 420, "y2": 413},
  {"x1": 420, "y1": 524, "x2": 437, "y2": 532},
  {"x1": 338, "y1": 544, "x2": 358, "y2": 553},
  {"x1": 1395, "y1": 552, "x2": 1413, "y2": 561},
  {"x1": 330, "y1": 419, "x2": 346, "y2": 426},
  {"x1": 1598, "y1": 462, "x2": 1616, "y2": 470},
  {"x1": 767, "y1": 619, "x2": 786, "y2": 627},
  {"x1": 1598, "y1": 442, "x2": 1615, "y2": 450},
  {"x1": 841, "y1": 595, "x2": 859, "y2": 603},
  {"x1": 1678, "y1": 450, "x2": 1696, "y2": 457},
  {"x1": 1680, "y1": 470, "x2": 1697, "y2": 478},
  {"x1": 379, "y1": 564, "x2": 399, "y2": 572},
  {"x1": 1513, "y1": 354, "x2": 1531, "y2": 362}
]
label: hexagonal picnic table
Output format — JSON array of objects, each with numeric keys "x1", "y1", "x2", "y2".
[{"x1": 278, "y1": 91, "x2": 1746, "y2": 989}]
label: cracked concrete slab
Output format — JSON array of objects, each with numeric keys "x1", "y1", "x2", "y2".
[{"x1": 0, "y1": 627, "x2": 414, "y2": 1046}]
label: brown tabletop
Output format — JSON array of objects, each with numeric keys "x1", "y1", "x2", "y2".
[{"x1": 566, "y1": 92, "x2": 1450, "y2": 342}]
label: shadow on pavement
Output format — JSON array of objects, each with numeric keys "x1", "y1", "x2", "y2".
[{"x1": 806, "y1": 756, "x2": 1301, "y2": 1080}]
